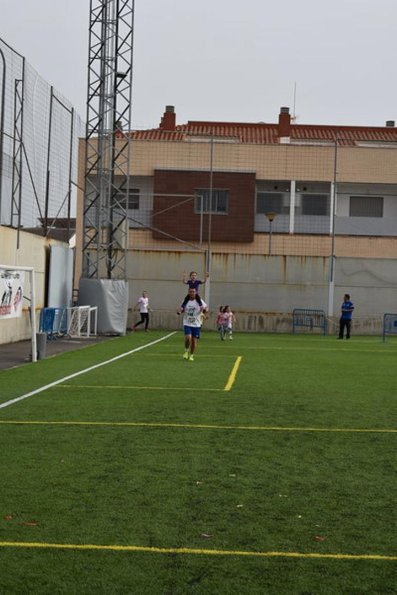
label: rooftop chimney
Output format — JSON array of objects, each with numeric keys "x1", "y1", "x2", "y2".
[
  {"x1": 385, "y1": 120, "x2": 395, "y2": 127},
  {"x1": 159, "y1": 105, "x2": 176, "y2": 131},
  {"x1": 278, "y1": 106, "x2": 291, "y2": 138}
]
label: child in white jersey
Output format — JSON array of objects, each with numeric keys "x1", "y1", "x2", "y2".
[
  {"x1": 222, "y1": 305, "x2": 235, "y2": 340},
  {"x1": 180, "y1": 288, "x2": 207, "y2": 361}
]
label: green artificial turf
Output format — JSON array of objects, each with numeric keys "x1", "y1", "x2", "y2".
[{"x1": 0, "y1": 331, "x2": 396, "y2": 594}]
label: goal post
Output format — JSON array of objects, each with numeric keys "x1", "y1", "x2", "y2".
[
  {"x1": 292, "y1": 308, "x2": 327, "y2": 335},
  {"x1": 0, "y1": 265, "x2": 37, "y2": 362},
  {"x1": 67, "y1": 305, "x2": 98, "y2": 338},
  {"x1": 382, "y1": 313, "x2": 397, "y2": 342}
]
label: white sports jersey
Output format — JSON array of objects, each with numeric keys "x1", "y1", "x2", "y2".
[
  {"x1": 182, "y1": 299, "x2": 207, "y2": 328},
  {"x1": 223, "y1": 311, "x2": 233, "y2": 328},
  {"x1": 138, "y1": 296, "x2": 149, "y2": 313}
]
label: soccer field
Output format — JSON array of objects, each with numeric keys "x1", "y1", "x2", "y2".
[{"x1": 0, "y1": 331, "x2": 396, "y2": 594}]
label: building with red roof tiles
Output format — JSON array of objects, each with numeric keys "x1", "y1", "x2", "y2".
[
  {"x1": 75, "y1": 106, "x2": 397, "y2": 323},
  {"x1": 77, "y1": 104, "x2": 397, "y2": 259},
  {"x1": 100, "y1": 105, "x2": 397, "y2": 252}
]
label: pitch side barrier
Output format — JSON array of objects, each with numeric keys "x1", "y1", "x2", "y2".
[
  {"x1": 382, "y1": 313, "x2": 397, "y2": 342},
  {"x1": 39, "y1": 306, "x2": 98, "y2": 340},
  {"x1": 39, "y1": 307, "x2": 68, "y2": 339},
  {"x1": 292, "y1": 308, "x2": 327, "y2": 335}
]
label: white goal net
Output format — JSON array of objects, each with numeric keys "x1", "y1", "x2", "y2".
[{"x1": 67, "y1": 306, "x2": 98, "y2": 338}]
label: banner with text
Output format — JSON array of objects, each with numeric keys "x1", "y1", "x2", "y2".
[{"x1": 0, "y1": 269, "x2": 24, "y2": 319}]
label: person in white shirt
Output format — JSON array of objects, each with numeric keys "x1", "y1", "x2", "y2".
[
  {"x1": 132, "y1": 291, "x2": 151, "y2": 332},
  {"x1": 180, "y1": 288, "x2": 207, "y2": 361},
  {"x1": 222, "y1": 305, "x2": 235, "y2": 340}
]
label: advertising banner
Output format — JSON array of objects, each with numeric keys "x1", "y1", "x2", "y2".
[{"x1": 0, "y1": 269, "x2": 25, "y2": 319}]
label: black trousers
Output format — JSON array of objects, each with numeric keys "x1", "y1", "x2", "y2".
[
  {"x1": 134, "y1": 312, "x2": 149, "y2": 330},
  {"x1": 339, "y1": 318, "x2": 351, "y2": 339}
]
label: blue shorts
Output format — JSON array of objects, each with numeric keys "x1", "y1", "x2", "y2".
[{"x1": 184, "y1": 325, "x2": 201, "y2": 339}]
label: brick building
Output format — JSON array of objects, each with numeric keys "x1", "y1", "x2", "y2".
[{"x1": 103, "y1": 105, "x2": 397, "y2": 257}]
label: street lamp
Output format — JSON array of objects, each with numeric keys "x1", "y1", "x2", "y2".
[{"x1": 266, "y1": 211, "x2": 276, "y2": 255}]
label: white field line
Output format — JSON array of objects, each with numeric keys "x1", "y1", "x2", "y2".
[{"x1": 0, "y1": 332, "x2": 177, "y2": 410}]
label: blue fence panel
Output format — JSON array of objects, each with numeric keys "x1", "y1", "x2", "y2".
[
  {"x1": 292, "y1": 308, "x2": 327, "y2": 335},
  {"x1": 39, "y1": 307, "x2": 68, "y2": 338},
  {"x1": 382, "y1": 313, "x2": 397, "y2": 342}
]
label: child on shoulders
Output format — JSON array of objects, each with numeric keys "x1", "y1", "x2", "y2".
[{"x1": 177, "y1": 271, "x2": 209, "y2": 313}]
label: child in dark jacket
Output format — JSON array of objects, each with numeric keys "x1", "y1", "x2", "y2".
[{"x1": 177, "y1": 271, "x2": 208, "y2": 313}]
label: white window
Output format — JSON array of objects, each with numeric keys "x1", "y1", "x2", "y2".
[{"x1": 195, "y1": 189, "x2": 228, "y2": 214}]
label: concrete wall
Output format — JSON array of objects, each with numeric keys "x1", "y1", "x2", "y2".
[
  {"x1": 145, "y1": 310, "x2": 383, "y2": 337},
  {"x1": 127, "y1": 250, "x2": 397, "y2": 335},
  {"x1": 0, "y1": 226, "x2": 68, "y2": 345}
]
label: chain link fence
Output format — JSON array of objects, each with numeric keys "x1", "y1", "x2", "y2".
[{"x1": 0, "y1": 37, "x2": 84, "y2": 230}]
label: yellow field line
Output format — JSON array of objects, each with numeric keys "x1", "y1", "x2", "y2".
[
  {"x1": 59, "y1": 384, "x2": 223, "y2": 391},
  {"x1": 0, "y1": 420, "x2": 395, "y2": 433},
  {"x1": 0, "y1": 541, "x2": 395, "y2": 560},
  {"x1": 224, "y1": 356, "x2": 242, "y2": 391}
]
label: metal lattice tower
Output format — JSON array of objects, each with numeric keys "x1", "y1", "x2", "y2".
[
  {"x1": 11, "y1": 77, "x2": 24, "y2": 229},
  {"x1": 82, "y1": 0, "x2": 134, "y2": 279}
]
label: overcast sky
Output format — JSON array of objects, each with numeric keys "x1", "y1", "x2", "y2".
[{"x1": 1, "y1": 0, "x2": 396, "y2": 129}]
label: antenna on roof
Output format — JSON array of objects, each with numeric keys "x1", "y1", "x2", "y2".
[{"x1": 292, "y1": 82, "x2": 298, "y2": 123}]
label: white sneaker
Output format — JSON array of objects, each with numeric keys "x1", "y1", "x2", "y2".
[{"x1": 183, "y1": 351, "x2": 189, "y2": 360}]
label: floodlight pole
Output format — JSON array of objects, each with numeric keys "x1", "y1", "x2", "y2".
[
  {"x1": 82, "y1": 0, "x2": 134, "y2": 280},
  {"x1": 0, "y1": 47, "x2": 6, "y2": 223},
  {"x1": 266, "y1": 212, "x2": 276, "y2": 255},
  {"x1": 205, "y1": 135, "x2": 214, "y2": 308},
  {"x1": 328, "y1": 137, "x2": 338, "y2": 317},
  {"x1": 199, "y1": 193, "x2": 204, "y2": 246}
]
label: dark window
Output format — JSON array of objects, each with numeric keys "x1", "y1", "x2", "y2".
[
  {"x1": 195, "y1": 189, "x2": 228, "y2": 214},
  {"x1": 127, "y1": 189, "x2": 140, "y2": 210},
  {"x1": 301, "y1": 194, "x2": 329, "y2": 215},
  {"x1": 256, "y1": 192, "x2": 286, "y2": 214},
  {"x1": 349, "y1": 196, "x2": 383, "y2": 217},
  {"x1": 114, "y1": 188, "x2": 140, "y2": 210}
]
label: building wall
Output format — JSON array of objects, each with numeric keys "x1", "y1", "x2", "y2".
[
  {"x1": 77, "y1": 139, "x2": 397, "y2": 258},
  {"x1": 129, "y1": 140, "x2": 397, "y2": 185},
  {"x1": 125, "y1": 229, "x2": 397, "y2": 259},
  {"x1": 0, "y1": 226, "x2": 67, "y2": 344},
  {"x1": 124, "y1": 140, "x2": 397, "y2": 242},
  {"x1": 126, "y1": 249, "x2": 397, "y2": 326},
  {"x1": 153, "y1": 169, "x2": 256, "y2": 242}
]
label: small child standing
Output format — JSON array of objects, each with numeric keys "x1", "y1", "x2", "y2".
[
  {"x1": 216, "y1": 305, "x2": 227, "y2": 340},
  {"x1": 222, "y1": 305, "x2": 235, "y2": 340}
]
